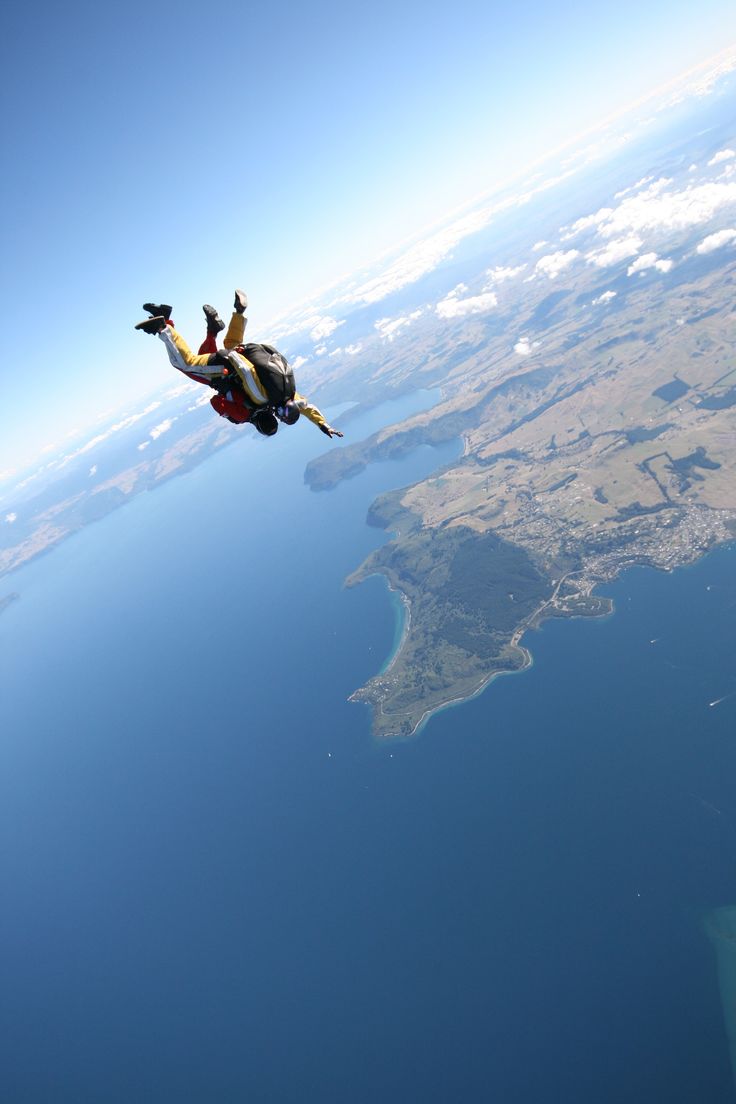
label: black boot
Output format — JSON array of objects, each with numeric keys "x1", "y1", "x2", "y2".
[
  {"x1": 234, "y1": 289, "x2": 248, "y2": 314},
  {"x1": 203, "y1": 304, "x2": 225, "y2": 334},
  {"x1": 135, "y1": 316, "x2": 167, "y2": 335},
  {"x1": 143, "y1": 302, "x2": 173, "y2": 320}
]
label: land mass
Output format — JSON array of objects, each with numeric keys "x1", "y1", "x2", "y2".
[
  {"x1": 347, "y1": 521, "x2": 612, "y2": 737},
  {"x1": 317, "y1": 252, "x2": 736, "y2": 736},
  {"x1": 0, "y1": 421, "x2": 233, "y2": 578}
]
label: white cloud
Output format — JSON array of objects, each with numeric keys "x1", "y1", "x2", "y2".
[
  {"x1": 150, "y1": 418, "x2": 174, "y2": 440},
  {"x1": 375, "y1": 309, "x2": 424, "y2": 340},
  {"x1": 55, "y1": 401, "x2": 163, "y2": 470},
  {"x1": 164, "y1": 382, "x2": 199, "y2": 399},
  {"x1": 534, "y1": 249, "x2": 580, "y2": 279},
  {"x1": 435, "y1": 291, "x2": 498, "y2": 319},
  {"x1": 5, "y1": 512, "x2": 17, "y2": 523},
  {"x1": 664, "y1": 51, "x2": 736, "y2": 105},
  {"x1": 485, "y1": 264, "x2": 526, "y2": 283},
  {"x1": 314, "y1": 344, "x2": 328, "y2": 356},
  {"x1": 708, "y1": 149, "x2": 736, "y2": 166},
  {"x1": 67, "y1": 432, "x2": 107, "y2": 456},
  {"x1": 346, "y1": 209, "x2": 498, "y2": 304},
  {"x1": 689, "y1": 163, "x2": 698, "y2": 173},
  {"x1": 586, "y1": 235, "x2": 643, "y2": 268},
  {"x1": 615, "y1": 175, "x2": 654, "y2": 199},
  {"x1": 292, "y1": 355, "x2": 308, "y2": 370},
  {"x1": 138, "y1": 441, "x2": 150, "y2": 451},
  {"x1": 345, "y1": 343, "x2": 362, "y2": 355},
  {"x1": 89, "y1": 465, "x2": 97, "y2": 477},
  {"x1": 566, "y1": 208, "x2": 615, "y2": 238},
  {"x1": 308, "y1": 316, "x2": 344, "y2": 342},
  {"x1": 514, "y1": 337, "x2": 541, "y2": 356},
  {"x1": 342, "y1": 172, "x2": 576, "y2": 307},
  {"x1": 231, "y1": 58, "x2": 736, "y2": 346},
  {"x1": 188, "y1": 392, "x2": 213, "y2": 411},
  {"x1": 696, "y1": 228, "x2": 736, "y2": 253},
  {"x1": 584, "y1": 179, "x2": 736, "y2": 240},
  {"x1": 627, "y1": 252, "x2": 674, "y2": 275},
  {"x1": 592, "y1": 290, "x2": 617, "y2": 305}
]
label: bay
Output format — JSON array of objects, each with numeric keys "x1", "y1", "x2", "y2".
[{"x1": 1, "y1": 391, "x2": 735, "y2": 1103}]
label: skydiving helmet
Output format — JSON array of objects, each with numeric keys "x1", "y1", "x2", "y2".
[{"x1": 276, "y1": 401, "x2": 301, "y2": 425}]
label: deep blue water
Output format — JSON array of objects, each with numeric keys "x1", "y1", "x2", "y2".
[{"x1": 1, "y1": 396, "x2": 735, "y2": 1103}]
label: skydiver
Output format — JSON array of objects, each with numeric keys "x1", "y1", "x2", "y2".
[{"x1": 135, "y1": 290, "x2": 344, "y2": 439}]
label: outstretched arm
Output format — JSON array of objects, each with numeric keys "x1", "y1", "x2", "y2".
[{"x1": 293, "y1": 392, "x2": 344, "y2": 438}]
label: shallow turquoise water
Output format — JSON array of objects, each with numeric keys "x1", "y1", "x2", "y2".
[{"x1": 1, "y1": 395, "x2": 735, "y2": 1102}]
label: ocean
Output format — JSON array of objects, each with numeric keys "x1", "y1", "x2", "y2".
[{"x1": 1, "y1": 394, "x2": 735, "y2": 1103}]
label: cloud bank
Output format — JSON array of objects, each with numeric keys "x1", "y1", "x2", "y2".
[
  {"x1": 308, "y1": 316, "x2": 344, "y2": 342},
  {"x1": 627, "y1": 252, "x2": 673, "y2": 275},
  {"x1": 534, "y1": 250, "x2": 580, "y2": 279},
  {"x1": 696, "y1": 228, "x2": 736, "y2": 253},
  {"x1": 375, "y1": 310, "x2": 423, "y2": 340},
  {"x1": 435, "y1": 290, "x2": 498, "y2": 318}
]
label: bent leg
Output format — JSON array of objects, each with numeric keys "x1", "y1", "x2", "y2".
[
  {"x1": 159, "y1": 326, "x2": 226, "y2": 383},
  {"x1": 223, "y1": 312, "x2": 247, "y2": 349},
  {"x1": 198, "y1": 333, "x2": 218, "y2": 355},
  {"x1": 159, "y1": 326, "x2": 214, "y2": 371}
]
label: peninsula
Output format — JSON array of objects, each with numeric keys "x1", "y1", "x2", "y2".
[{"x1": 309, "y1": 252, "x2": 736, "y2": 737}]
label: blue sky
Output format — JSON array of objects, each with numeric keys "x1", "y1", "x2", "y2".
[{"x1": 1, "y1": 0, "x2": 736, "y2": 474}]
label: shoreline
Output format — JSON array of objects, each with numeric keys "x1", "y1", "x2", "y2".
[
  {"x1": 406, "y1": 638, "x2": 535, "y2": 741},
  {"x1": 346, "y1": 569, "x2": 413, "y2": 676},
  {"x1": 350, "y1": 568, "x2": 616, "y2": 740},
  {"x1": 380, "y1": 583, "x2": 412, "y2": 676},
  {"x1": 348, "y1": 532, "x2": 736, "y2": 740}
]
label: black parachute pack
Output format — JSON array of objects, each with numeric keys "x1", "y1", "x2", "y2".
[{"x1": 237, "y1": 343, "x2": 295, "y2": 407}]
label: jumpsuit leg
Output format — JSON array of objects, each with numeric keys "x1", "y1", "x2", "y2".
[
  {"x1": 223, "y1": 312, "x2": 246, "y2": 349},
  {"x1": 158, "y1": 326, "x2": 218, "y2": 374},
  {"x1": 198, "y1": 333, "x2": 218, "y2": 355}
]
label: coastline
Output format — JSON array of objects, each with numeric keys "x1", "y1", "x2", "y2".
[
  {"x1": 349, "y1": 561, "x2": 624, "y2": 739},
  {"x1": 346, "y1": 497, "x2": 735, "y2": 738},
  {"x1": 403, "y1": 586, "x2": 617, "y2": 739},
  {"x1": 380, "y1": 582, "x2": 411, "y2": 676},
  {"x1": 350, "y1": 560, "x2": 617, "y2": 741},
  {"x1": 407, "y1": 638, "x2": 535, "y2": 740}
]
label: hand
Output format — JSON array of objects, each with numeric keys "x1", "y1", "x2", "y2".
[{"x1": 322, "y1": 425, "x2": 344, "y2": 438}]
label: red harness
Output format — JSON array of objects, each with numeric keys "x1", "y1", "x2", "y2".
[{"x1": 209, "y1": 391, "x2": 252, "y2": 424}]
